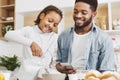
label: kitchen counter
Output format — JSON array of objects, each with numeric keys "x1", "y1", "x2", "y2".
[{"x1": 0, "y1": 70, "x2": 65, "y2": 80}]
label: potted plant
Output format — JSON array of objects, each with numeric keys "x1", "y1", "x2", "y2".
[
  {"x1": 2, "y1": 25, "x2": 13, "y2": 36},
  {"x1": 0, "y1": 55, "x2": 21, "y2": 71}
]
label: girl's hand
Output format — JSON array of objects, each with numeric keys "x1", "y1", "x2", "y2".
[{"x1": 30, "y1": 42, "x2": 43, "y2": 57}]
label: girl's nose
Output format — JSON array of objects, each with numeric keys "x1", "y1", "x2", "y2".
[{"x1": 49, "y1": 23, "x2": 54, "y2": 28}]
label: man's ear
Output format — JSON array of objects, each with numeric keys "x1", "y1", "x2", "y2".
[
  {"x1": 93, "y1": 11, "x2": 97, "y2": 17},
  {"x1": 40, "y1": 13, "x2": 45, "y2": 19}
]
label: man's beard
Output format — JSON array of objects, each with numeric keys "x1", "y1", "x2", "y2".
[{"x1": 74, "y1": 16, "x2": 92, "y2": 30}]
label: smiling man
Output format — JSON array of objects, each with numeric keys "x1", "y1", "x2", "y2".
[{"x1": 56, "y1": 0, "x2": 115, "y2": 80}]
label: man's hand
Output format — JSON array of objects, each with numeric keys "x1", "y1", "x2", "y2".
[
  {"x1": 30, "y1": 42, "x2": 43, "y2": 57},
  {"x1": 56, "y1": 63, "x2": 76, "y2": 74}
]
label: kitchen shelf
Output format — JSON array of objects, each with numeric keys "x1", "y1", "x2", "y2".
[
  {"x1": 0, "y1": 20, "x2": 14, "y2": 24},
  {"x1": 0, "y1": 4, "x2": 15, "y2": 10},
  {"x1": 95, "y1": 0, "x2": 120, "y2": 31},
  {"x1": 0, "y1": 0, "x2": 15, "y2": 37}
]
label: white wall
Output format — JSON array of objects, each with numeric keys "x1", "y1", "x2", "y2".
[
  {"x1": 15, "y1": 13, "x2": 24, "y2": 29},
  {"x1": 16, "y1": 0, "x2": 75, "y2": 13},
  {"x1": 16, "y1": 0, "x2": 109, "y2": 14}
]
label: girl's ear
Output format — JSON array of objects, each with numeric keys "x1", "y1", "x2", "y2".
[{"x1": 40, "y1": 13, "x2": 45, "y2": 19}]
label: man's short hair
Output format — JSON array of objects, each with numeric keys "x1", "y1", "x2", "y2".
[{"x1": 75, "y1": 0, "x2": 98, "y2": 11}]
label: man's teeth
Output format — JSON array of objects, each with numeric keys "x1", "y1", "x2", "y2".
[{"x1": 76, "y1": 19, "x2": 83, "y2": 23}]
